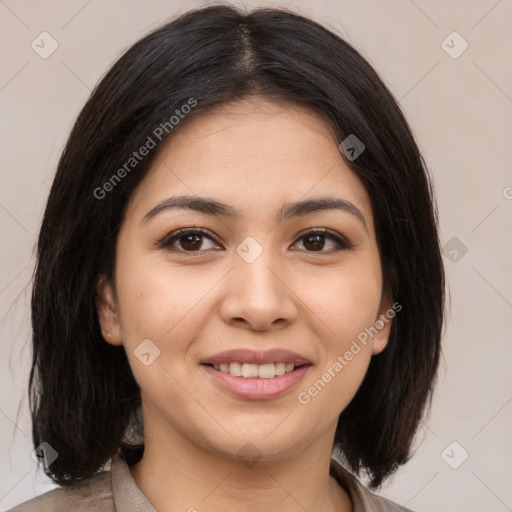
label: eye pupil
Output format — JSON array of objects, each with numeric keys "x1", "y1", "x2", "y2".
[
  {"x1": 181, "y1": 234, "x2": 203, "y2": 251},
  {"x1": 304, "y1": 234, "x2": 325, "y2": 251}
]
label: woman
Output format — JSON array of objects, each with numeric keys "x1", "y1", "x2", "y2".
[{"x1": 10, "y1": 4, "x2": 444, "y2": 511}]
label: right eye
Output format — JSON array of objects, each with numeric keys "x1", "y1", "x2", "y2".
[{"x1": 159, "y1": 228, "x2": 222, "y2": 253}]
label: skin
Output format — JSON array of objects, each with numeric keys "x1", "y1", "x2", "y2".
[{"x1": 96, "y1": 96, "x2": 393, "y2": 512}]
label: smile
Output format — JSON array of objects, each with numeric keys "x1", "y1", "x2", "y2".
[
  {"x1": 201, "y1": 363, "x2": 311, "y2": 399},
  {"x1": 211, "y1": 361, "x2": 296, "y2": 379},
  {"x1": 200, "y1": 348, "x2": 312, "y2": 399}
]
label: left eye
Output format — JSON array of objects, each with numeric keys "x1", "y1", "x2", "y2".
[
  {"x1": 160, "y1": 228, "x2": 349, "y2": 253},
  {"x1": 293, "y1": 230, "x2": 350, "y2": 252}
]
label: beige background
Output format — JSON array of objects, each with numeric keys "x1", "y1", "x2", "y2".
[{"x1": 1, "y1": 1, "x2": 511, "y2": 511}]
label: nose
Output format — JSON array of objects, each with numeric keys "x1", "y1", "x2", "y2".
[{"x1": 219, "y1": 246, "x2": 298, "y2": 332}]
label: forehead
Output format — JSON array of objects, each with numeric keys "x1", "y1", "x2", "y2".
[
  {"x1": 163, "y1": 97, "x2": 341, "y2": 163},
  {"x1": 125, "y1": 97, "x2": 373, "y2": 227}
]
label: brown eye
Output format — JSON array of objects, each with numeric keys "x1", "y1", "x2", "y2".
[
  {"x1": 293, "y1": 229, "x2": 350, "y2": 253},
  {"x1": 160, "y1": 228, "x2": 220, "y2": 252},
  {"x1": 177, "y1": 233, "x2": 204, "y2": 251},
  {"x1": 303, "y1": 233, "x2": 327, "y2": 251}
]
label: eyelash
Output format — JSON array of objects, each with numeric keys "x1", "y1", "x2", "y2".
[{"x1": 158, "y1": 227, "x2": 351, "y2": 254}]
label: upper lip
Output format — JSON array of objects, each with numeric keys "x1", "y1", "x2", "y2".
[{"x1": 201, "y1": 349, "x2": 312, "y2": 366}]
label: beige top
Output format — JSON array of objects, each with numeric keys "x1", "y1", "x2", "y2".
[{"x1": 8, "y1": 454, "x2": 413, "y2": 512}]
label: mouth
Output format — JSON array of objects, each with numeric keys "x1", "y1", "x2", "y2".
[
  {"x1": 200, "y1": 348, "x2": 312, "y2": 399},
  {"x1": 201, "y1": 361, "x2": 309, "y2": 380}
]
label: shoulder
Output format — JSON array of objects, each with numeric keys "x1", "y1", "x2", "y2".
[
  {"x1": 330, "y1": 458, "x2": 416, "y2": 512},
  {"x1": 7, "y1": 468, "x2": 113, "y2": 512}
]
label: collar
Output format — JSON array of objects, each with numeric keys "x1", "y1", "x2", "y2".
[
  {"x1": 111, "y1": 454, "x2": 155, "y2": 511},
  {"x1": 329, "y1": 458, "x2": 407, "y2": 511},
  {"x1": 109, "y1": 453, "x2": 405, "y2": 512}
]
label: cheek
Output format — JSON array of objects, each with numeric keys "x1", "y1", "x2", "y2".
[
  {"x1": 115, "y1": 246, "x2": 203, "y2": 338},
  {"x1": 113, "y1": 249, "x2": 223, "y2": 392},
  {"x1": 302, "y1": 255, "x2": 383, "y2": 348},
  {"x1": 112, "y1": 254, "x2": 203, "y2": 398},
  {"x1": 294, "y1": 257, "x2": 382, "y2": 410}
]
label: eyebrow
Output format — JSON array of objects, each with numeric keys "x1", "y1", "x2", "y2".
[{"x1": 141, "y1": 195, "x2": 368, "y2": 231}]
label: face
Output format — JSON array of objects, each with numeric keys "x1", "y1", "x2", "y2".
[{"x1": 96, "y1": 96, "x2": 392, "y2": 462}]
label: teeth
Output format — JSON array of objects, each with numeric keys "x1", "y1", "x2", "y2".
[
  {"x1": 241, "y1": 363, "x2": 259, "y2": 378},
  {"x1": 229, "y1": 362, "x2": 242, "y2": 377},
  {"x1": 275, "y1": 362, "x2": 286, "y2": 376},
  {"x1": 211, "y1": 362, "x2": 299, "y2": 379},
  {"x1": 257, "y1": 363, "x2": 275, "y2": 379}
]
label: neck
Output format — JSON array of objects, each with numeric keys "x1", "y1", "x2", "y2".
[{"x1": 129, "y1": 410, "x2": 352, "y2": 512}]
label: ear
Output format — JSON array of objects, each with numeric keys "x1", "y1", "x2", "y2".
[
  {"x1": 371, "y1": 292, "x2": 395, "y2": 356},
  {"x1": 96, "y1": 274, "x2": 123, "y2": 346}
]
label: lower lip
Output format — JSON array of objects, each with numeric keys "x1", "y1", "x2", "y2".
[{"x1": 201, "y1": 364, "x2": 310, "y2": 399}]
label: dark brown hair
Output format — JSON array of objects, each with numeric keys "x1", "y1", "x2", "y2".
[{"x1": 28, "y1": 3, "x2": 444, "y2": 489}]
